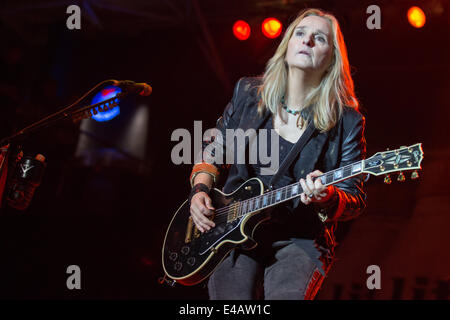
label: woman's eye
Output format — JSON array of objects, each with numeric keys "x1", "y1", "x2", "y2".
[
  {"x1": 296, "y1": 31, "x2": 304, "y2": 37},
  {"x1": 315, "y1": 36, "x2": 326, "y2": 43}
]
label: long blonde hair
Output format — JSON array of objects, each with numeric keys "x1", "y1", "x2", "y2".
[{"x1": 257, "y1": 8, "x2": 359, "y2": 132}]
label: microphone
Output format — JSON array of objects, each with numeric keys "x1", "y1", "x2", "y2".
[
  {"x1": 111, "y1": 80, "x2": 152, "y2": 96},
  {"x1": 6, "y1": 154, "x2": 46, "y2": 211}
]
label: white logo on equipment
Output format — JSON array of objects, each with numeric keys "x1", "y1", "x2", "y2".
[{"x1": 20, "y1": 163, "x2": 34, "y2": 175}]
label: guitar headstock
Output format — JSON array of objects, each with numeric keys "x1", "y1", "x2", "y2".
[{"x1": 363, "y1": 143, "x2": 424, "y2": 182}]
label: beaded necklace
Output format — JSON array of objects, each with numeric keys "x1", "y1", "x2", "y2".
[{"x1": 280, "y1": 96, "x2": 306, "y2": 129}]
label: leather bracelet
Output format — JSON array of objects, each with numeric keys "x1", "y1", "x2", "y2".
[{"x1": 189, "y1": 183, "x2": 210, "y2": 203}]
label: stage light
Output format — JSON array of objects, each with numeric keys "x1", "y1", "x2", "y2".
[
  {"x1": 90, "y1": 86, "x2": 121, "y2": 122},
  {"x1": 262, "y1": 18, "x2": 282, "y2": 39},
  {"x1": 407, "y1": 6, "x2": 426, "y2": 28},
  {"x1": 233, "y1": 20, "x2": 251, "y2": 40}
]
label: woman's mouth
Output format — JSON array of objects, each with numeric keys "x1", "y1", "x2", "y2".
[{"x1": 299, "y1": 50, "x2": 311, "y2": 56}]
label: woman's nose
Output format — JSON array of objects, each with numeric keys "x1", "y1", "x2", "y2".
[{"x1": 302, "y1": 34, "x2": 314, "y2": 47}]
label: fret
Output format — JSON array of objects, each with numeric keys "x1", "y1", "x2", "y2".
[
  {"x1": 291, "y1": 184, "x2": 300, "y2": 196},
  {"x1": 286, "y1": 186, "x2": 292, "y2": 199},
  {"x1": 270, "y1": 191, "x2": 276, "y2": 205},
  {"x1": 262, "y1": 194, "x2": 268, "y2": 207},
  {"x1": 333, "y1": 169, "x2": 343, "y2": 180},
  {"x1": 254, "y1": 197, "x2": 259, "y2": 210},
  {"x1": 233, "y1": 158, "x2": 366, "y2": 219},
  {"x1": 326, "y1": 173, "x2": 333, "y2": 184},
  {"x1": 275, "y1": 190, "x2": 281, "y2": 202},
  {"x1": 343, "y1": 165, "x2": 352, "y2": 178},
  {"x1": 352, "y1": 162, "x2": 362, "y2": 173}
]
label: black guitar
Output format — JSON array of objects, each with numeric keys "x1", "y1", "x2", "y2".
[{"x1": 162, "y1": 143, "x2": 424, "y2": 286}]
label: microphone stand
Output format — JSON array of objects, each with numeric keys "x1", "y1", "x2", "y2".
[{"x1": 0, "y1": 80, "x2": 130, "y2": 146}]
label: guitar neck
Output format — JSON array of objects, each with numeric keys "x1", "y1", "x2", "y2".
[{"x1": 237, "y1": 160, "x2": 364, "y2": 217}]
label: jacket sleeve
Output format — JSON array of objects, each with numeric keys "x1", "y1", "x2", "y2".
[
  {"x1": 190, "y1": 78, "x2": 247, "y2": 186},
  {"x1": 315, "y1": 112, "x2": 367, "y2": 222}
]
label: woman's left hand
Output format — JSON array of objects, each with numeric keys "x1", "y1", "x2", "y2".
[{"x1": 299, "y1": 170, "x2": 335, "y2": 205}]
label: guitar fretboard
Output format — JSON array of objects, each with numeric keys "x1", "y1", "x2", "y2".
[{"x1": 234, "y1": 160, "x2": 364, "y2": 218}]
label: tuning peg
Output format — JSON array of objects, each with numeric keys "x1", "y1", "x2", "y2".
[
  {"x1": 411, "y1": 171, "x2": 419, "y2": 179},
  {"x1": 384, "y1": 174, "x2": 392, "y2": 184},
  {"x1": 397, "y1": 172, "x2": 405, "y2": 182}
]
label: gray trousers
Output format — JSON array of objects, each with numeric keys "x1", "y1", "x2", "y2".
[{"x1": 208, "y1": 241, "x2": 329, "y2": 300}]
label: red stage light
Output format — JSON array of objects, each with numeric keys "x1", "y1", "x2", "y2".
[
  {"x1": 262, "y1": 18, "x2": 282, "y2": 39},
  {"x1": 407, "y1": 6, "x2": 426, "y2": 28},
  {"x1": 233, "y1": 20, "x2": 251, "y2": 40}
]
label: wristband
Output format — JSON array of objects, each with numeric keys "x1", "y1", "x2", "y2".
[{"x1": 189, "y1": 183, "x2": 210, "y2": 203}]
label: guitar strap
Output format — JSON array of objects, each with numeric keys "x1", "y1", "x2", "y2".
[{"x1": 268, "y1": 120, "x2": 316, "y2": 189}]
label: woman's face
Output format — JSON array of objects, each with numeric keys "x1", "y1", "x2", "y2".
[{"x1": 285, "y1": 15, "x2": 334, "y2": 76}]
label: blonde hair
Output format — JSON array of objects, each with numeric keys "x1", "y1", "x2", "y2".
[{"x1": 257, "y1": 8, "x2": 359, "y2": 132}]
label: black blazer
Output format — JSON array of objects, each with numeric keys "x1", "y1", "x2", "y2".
[{"x1": 204, "y1": 77, "x2": 366, "y2": 232}]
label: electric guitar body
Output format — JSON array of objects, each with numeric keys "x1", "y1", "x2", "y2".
[{"x1": 162, "y1": 178, "x2": 268, "y2": 286}]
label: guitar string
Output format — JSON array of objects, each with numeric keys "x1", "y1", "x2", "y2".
[
  {"x1": 209, "y1": 168, "x2": 347, "y2": 220},
  {"x1": 205, "y1": 153, "x2": 418, "y2": 226},
  {"x1": 189, "y1": 151, "x2": 419, "y2": 230},
  {"x1": 208, "y1": 161, "x2": 359, "y2": 219},
  {"x1": 191, "y1": 161, "x2": 366, "y2": 232}
]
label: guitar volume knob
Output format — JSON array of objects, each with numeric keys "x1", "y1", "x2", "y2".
[
  {"x1": 187, "y1": 257, "x2": 196, "y2": 266},
  {"x1": 169, "y1": 252, "x2": 178, "y2": 261},
  {"x1": 174, "y1": 261, "x2": 183, "y2": 271},
  {"x1": 181, "y1": 246, "x2": 190, "y2": 255}
]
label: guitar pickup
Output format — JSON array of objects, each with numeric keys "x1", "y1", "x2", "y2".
[{"x1": 227, "y1": 203, "x2": 239, "y2": 223}]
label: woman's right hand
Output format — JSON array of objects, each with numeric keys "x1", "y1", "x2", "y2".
[{"x1": 190, "y1": 192, "x2": 216, "y2": 233}]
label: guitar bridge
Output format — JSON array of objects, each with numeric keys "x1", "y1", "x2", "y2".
[{"x1": 227, "y1": 203, "x2": 239, "y2": 222}]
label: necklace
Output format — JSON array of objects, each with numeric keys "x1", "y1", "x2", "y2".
[
  {"x1": 281, "y1": 96, "x2": 301, "y2": 116},
  {"x1": 280, "y1": 96, "x2": 306, "y2": 129}
]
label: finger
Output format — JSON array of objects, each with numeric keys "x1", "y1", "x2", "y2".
[
  {"x1": 318, "y1": 191, "x2": 328, "y2": 198},
  {"x1": 300, "y1": 192, "x2": 312, "y2": 205},
  {"x1": 306, "y1": 174, "x2": 316, "y2": 194},
  {"x1": 300, "y1": 192, "x2": 306, "y2": 204},
  {"x1": 314, "y1": 177, "x2": 325, "y2": 192},
  {"x1": 199, "y1": 208, "x2": 215, "y2": 228},
  {"x1": 310, "y1": 170, "x2": 323, "y2": 177},
  {"x1": 204, "y1": 196, "x2": 215, "y2": 211},
  {"x1": 194, "y1": 214, "x2": 212, "y2": 232},
  {"x1": 300, "y1": 178, "x2": 311, "y2": 196},
  {"x1": 191, "y1": 215, "x2": 205, "y2": 233},
  {"x1": 191, "y1": 205, "x2": 214, "y2": 231}
]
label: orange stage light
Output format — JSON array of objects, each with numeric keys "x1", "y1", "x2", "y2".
[
  {"x1": 233, "y1": 20, "x2": 251, "y2": 40},
  {"x1": 407, "y1": 6, "x2": 426, "y2": 28},
  {"x1": 262, "y1": 18, "x2": 282, "y2": 39}
]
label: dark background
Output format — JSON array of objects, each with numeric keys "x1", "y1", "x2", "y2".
[{"x1": 0, "y1": 0, "x2": 448, "y2": 299}]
